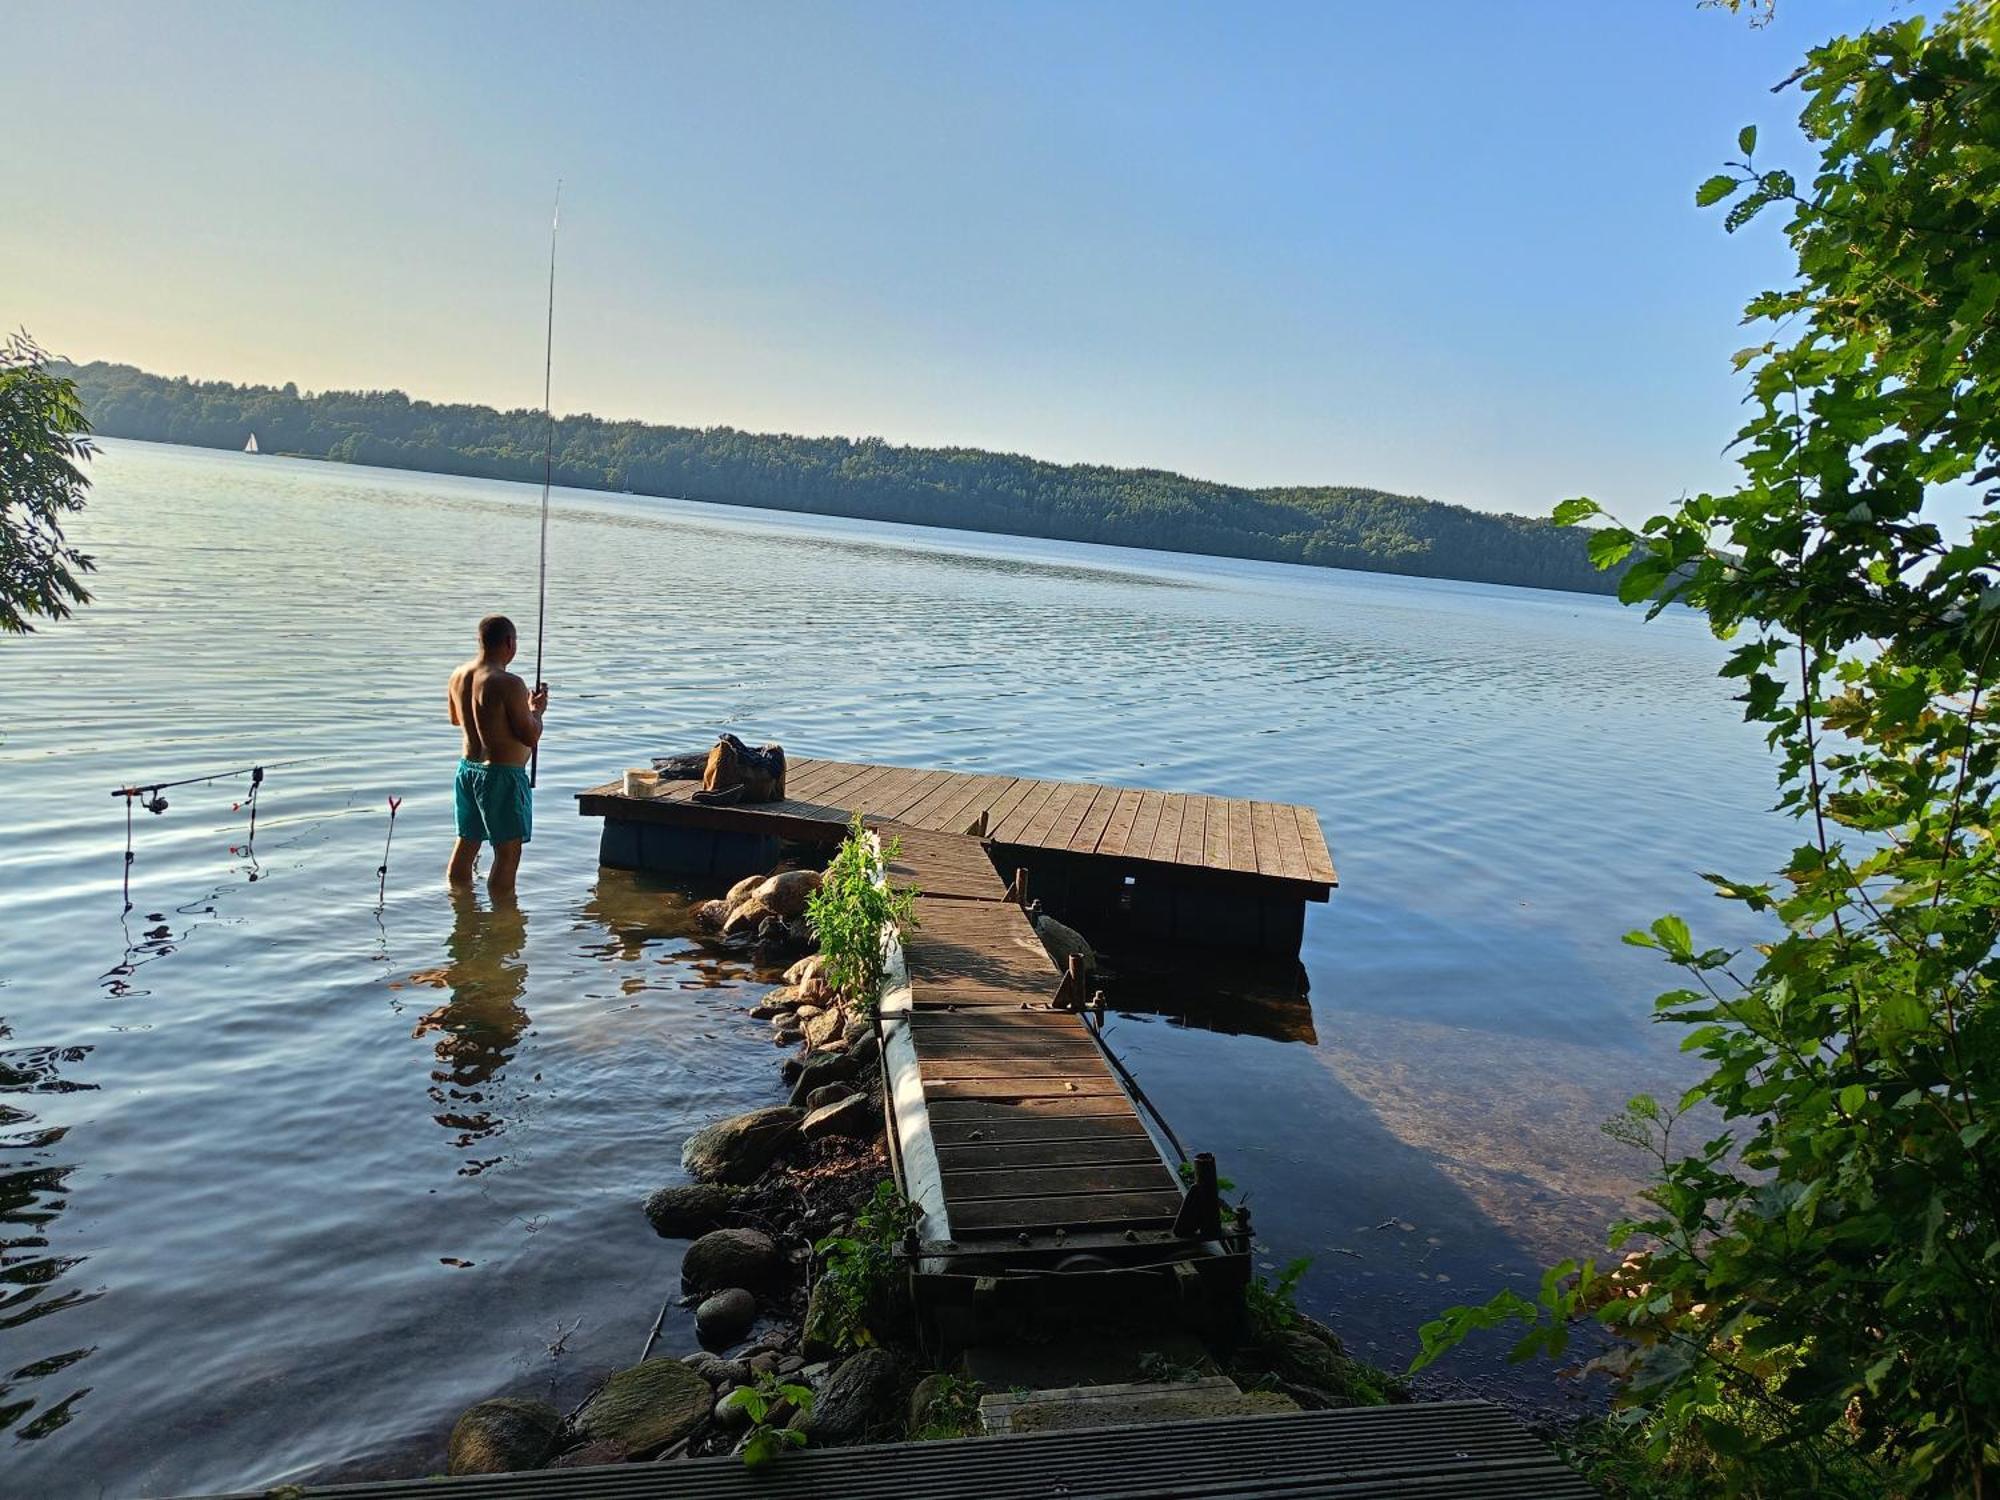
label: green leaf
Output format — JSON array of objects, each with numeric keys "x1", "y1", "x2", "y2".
[
  {"x1": 1551, "y1": 496, "x2": 1602, "y2": 527},
  {"x1": 1650, "y1": 914, "x2": 1693, "y2": 959},
  {"x1": 1839, "y1": 1084, "x2": 1867, "y2": 1116},
  {"x1": 1696, "y1": 173, "x2": 1741, "y2": 207},
  {"x1": 1737, "y1": 124, "x2": 1757, "y2": 156},
  {"x1": 1587, "y1": 528, "x2": 1636, "y2": 569}
]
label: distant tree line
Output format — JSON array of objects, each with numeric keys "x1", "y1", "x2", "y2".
[{"x1": 60, "y1": 359, "x2": 1620, "y2": 595}]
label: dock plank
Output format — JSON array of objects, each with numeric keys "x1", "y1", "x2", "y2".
[
  {"x1": 947, "y1": 1189, "x2": 1184, "y2": 1231},
  {"x1": 1172, "y1": 794, "x2": 1206, "y2": 865},
  {"x1": 1248, "y1": 800, "x2": 1283, "y2": 878},
  {"x1": 1293, "y1": 802, "x2": 1339, "y2": 885},
  {"x1": 1067, "y1": 784, "x2": 1122, "y2": 854},
  {"x1": 1128, "y1": 792, "x2": 1168, "y2": 864},
  {"x1": 942, "y1": 1162, "x2": 1179, "y2": 1199},
  {"x1": 1144, "y1": 792, "x2": 1184, "y2": 864},
  {"x1": 1093, "y1": 787, "x2": 1145, "y2": 858},
  {"x1": 933, "y1": 1136, "x2": 1164, "y2": 1171},
  {"x1": 988, "y1": 779, "x2": 1060, "y2": 845}
]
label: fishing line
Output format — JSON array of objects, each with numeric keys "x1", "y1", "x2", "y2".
[{"x1": 531, "y1": 179, "x2": 561, "y2": 790}]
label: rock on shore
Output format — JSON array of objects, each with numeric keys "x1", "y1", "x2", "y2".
[
  {"x1": 681, "y1": 1106, "x2": 804, "y2": 1185},
  {"x1": 447, "y1": 1397, "x2": 560, "y2": 1475},
  {"x1": 682, "y1": 1227, "x2": 782, "y2": 1292},
  {"x1": 643, "y1": 1182, "x2": 739, "y2": 1237},
  {"x1": 574, "y1": 1359, "x2": 712, "y2": 1457}
]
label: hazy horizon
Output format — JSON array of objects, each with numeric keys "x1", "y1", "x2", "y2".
[{"x1": 5, "y1": 1, "x2": 1897, "y2": 527}]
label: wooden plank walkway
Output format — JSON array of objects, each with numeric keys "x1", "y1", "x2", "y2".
[
  {"x1": 886, "y1": 829, "x2": 1186, "y2": 1242},
  {"x1": 198, "y1": 1403, "x2": 1594, "y2": 1498},
  {"x1": 582, "y1": 755, "x2": 1336, "y2": 897}
]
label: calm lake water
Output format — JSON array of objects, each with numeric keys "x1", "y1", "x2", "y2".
[{"x1": 0, "y1": 440, "x2": 1788, "y2": 1496}]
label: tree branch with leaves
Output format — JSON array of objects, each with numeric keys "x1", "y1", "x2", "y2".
[
  {"x1": 0, "y1": 330, "x2": 96, "y2": 633},
  {"x1": 1415, "y1": 8, "x2": 2000, "y2": 1496}
]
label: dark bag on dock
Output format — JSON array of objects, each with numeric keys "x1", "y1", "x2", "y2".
[{"x1": 695, "y1": 733, "x2": 786, "y2": 805}]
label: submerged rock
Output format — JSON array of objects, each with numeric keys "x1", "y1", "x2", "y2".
[
  {"x1": 695, "y1": 899, "x2": 730, "y2": 930},
  {"x1": 683, "y1": 1227, "x2": 782, "y2": 1292},
  {"x1": 792, "y1": 1347, "x2": 902, "y2": 1445},
  {"x1": 696, "y1": 1287, "x2": 758, "y2": 1348},
  {"x1": 643, "y1": 1182, "x2": 739, "y2": 1238},
  {"x1": 448, "y1": 1396, "x2": 561, "y2": 1475},
  {"x1": 574, "y1": 1359, "x2": 712, "y2": 1458},
  {"x1": 802, "y1": 1092, "x2": 877, "y2": 1140},
  {"x1": 681, "y1": 1106, "x2": 804, "y2": 1185}
]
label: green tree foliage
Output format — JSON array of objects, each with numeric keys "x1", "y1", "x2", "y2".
[
  {"x1": 0, "y1": 332, "x2": 96, "y2": 632},
  {"x1": 58, "y1": 359, "x2": 1620, "y2": 595},
  {"x1": 1415, "y1": 9, "x2": 2000, "y2": 1495}
]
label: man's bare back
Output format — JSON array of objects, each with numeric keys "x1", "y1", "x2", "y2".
[{"x1": 448, "y1": 658, "x2": 542, "y2": 767}]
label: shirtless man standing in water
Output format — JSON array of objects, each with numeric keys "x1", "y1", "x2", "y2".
[{"x1": 446, "y1": 614, "x2": 548, "y2": 894}]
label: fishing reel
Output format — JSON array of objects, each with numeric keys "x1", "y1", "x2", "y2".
[{"x1": 143, "y1": 792, "x2": 169, "y2": 815}]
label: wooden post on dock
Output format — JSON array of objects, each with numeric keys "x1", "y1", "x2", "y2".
[
  {"x1": 1052, "y1": 953, "x2": 1086, "y2": 1011},
  {"x1": 1008, "y1": 866, "x2": 1029, "y2": 906}
]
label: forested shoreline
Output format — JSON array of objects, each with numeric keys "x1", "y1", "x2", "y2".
[{"x1": 62, "y1": 359, "x2": 1617, "y2": 594}]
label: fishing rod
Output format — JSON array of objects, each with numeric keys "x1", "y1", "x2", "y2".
[
  {"x1": 531, "y1": 180, "x2": 561, "y2": 789},
  {"x1": 107, "y1": 755, "x2": 334, "y2": 803}
]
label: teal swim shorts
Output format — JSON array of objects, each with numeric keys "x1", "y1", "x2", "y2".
[{"x1": 454, "y1": 758, "x2": 533, "y2": 845}]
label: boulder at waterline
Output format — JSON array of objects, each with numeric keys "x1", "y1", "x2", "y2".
[
  {"x1": 683, "y1": 1227, "x2": 783, "y2": 1292},
  {"x1": 804, "y1": 1081, "x2": 856, "y2": 1111},
  {"x1": 680, "y1": 1106, "x2": 804, "y2": 1185},
  {"x1": 755, "y1": 869, "x2": 821, "y2": 918},
  {"x1": 802, "y1": 1092, "x2": 878, "y2": 1140},
  {"x1": 448, "y1": 1397, "x2": 560, "y2": 1475},
  {"x1": 726, "y1": 873, "x2": 766, "y2": 906},
  {"x1": 695, "y1": 899, "x2": 730, "y2": 930},
  {"x1": 792, "y1": 1348, "x2": 903, "y2": 1445},
  {"x1": 574, "y1": 1359, "x2": 713, "y2": 1458},
  {"x1": 722, "y1": 897, "x2": 778, "y2": 937},
  {"x1": 696, "y1": 1287, "x2": 758, "y2": 1348},
  {"x1": 643, "y1": 1182, "x2": 739, "y2": 1238}
]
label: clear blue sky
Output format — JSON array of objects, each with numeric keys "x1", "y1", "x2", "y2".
[{"x1": 3, "y1": 1, "x2": 1898, "y2": 523}]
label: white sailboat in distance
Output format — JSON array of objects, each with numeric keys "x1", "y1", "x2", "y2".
[{"x1": 244, "y1": 433, "x2": 260, "y2": 454}]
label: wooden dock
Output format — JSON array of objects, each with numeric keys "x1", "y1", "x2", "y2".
[
  {"x1": 581, "y1": 754, "x2": 1336, "y2": 956},
  {"x1": 874, "y1": 823, "x2": 1244, "y2": 1347}
]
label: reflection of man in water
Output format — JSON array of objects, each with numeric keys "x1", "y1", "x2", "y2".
[{"x1": 412, "y1": 888, "x2": 532, "y2": 1154}]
